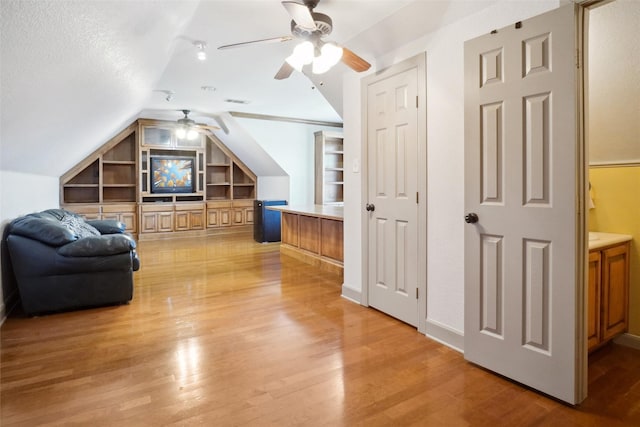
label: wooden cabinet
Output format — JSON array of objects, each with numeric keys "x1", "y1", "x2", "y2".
[
  {"x1": 64, "y1": 203, "x2": 137, "y2": 236},
  {"x1": 140, "y1": 204, "x2": 174, "y2": 234},
  {"x1": 102, "y1": 204, "x2": 137, "y2": 234},
  {"x1": 587, "y1": 251, "x2": 602, "y2": 350},
  {"x1": 206, "y1": 200, "x2": 252, "y2": 228},
  {"x1": 140, "y1": 203, "x2": 204, "y2": 236},
  {"x1": 279, "y1": 208, "x2": 344, "y2": 276},
  {"x1": 601, "y1": 244, "x2": 630, "y2": 341},
  {"x1": 588, "y1": 241, "x2": 630, "y2": 352},
  {"x1": 315, "y1": 131, "x2": 344, "y2": 205},
  {"x1": 174, "y1": 204, "x2": 205, "y2": 231},
  {"x1": 207, "y1": 201, "x2": 231, "y2": 228},
  {"x1": 231, "y1": 200, "x2": 254, "y2": 226}
]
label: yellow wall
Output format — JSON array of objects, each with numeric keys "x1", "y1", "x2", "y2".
[{"x1": 589, "y1": 166, "x2": 640, "y2": 335}]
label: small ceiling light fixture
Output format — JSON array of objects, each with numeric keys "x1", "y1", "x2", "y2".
[{"x1": 194, "y1": 41, "x2": 207, "y2": 61}]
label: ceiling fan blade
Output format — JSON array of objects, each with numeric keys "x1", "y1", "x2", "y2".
[
  {"x1": 218, "y1": 35, "x2": 293, "y2": 50},
  {"x1": 196, "y1": 124, "x2": 221, "y2": 131},
  {"x1": 274, "y1": 62, "x2": 295, "y2": 80},
  {"x1": 341, "y1": 47, "x2": 371, "y2": 72},
  {"x1": 282, "y1": 1, "x2": 316, "y2": 31}
]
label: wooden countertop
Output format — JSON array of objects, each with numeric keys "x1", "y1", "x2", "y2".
[
  {"x1": 588, "y1": 232, "x2": 632, "y2": 250},
  {"x1": 266, "y1": 204, "x2": 344, "y2": 221}
]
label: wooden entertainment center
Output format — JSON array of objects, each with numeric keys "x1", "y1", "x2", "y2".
[{"x1": 60, "y1": 119, "x2": 257, "y2": 240}]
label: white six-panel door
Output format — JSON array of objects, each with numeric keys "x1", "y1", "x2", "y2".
[
  {"x1": 365, "y1": 59, "x2": 421, "y2": 327},
  {"x1": 464, "y1": 5, "x2": 585, "y2": 404}
]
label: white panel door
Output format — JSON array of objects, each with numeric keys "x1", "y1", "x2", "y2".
[
  {"x1": 366, "y1": 62, "x2": 419, "y2": 327},
  {"x1": 464, "y1": 5, "x2": 584, "y2": 404}
]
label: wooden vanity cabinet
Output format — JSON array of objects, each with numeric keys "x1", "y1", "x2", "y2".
[{"x1": 588, "y1": 241, "x2": 630, "y2": 352}]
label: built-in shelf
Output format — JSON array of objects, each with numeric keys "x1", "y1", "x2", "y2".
[
  {"x1": 206, "y1": 136, "x2": 256, "y2": 201},
  {"x1": 60, "y1": 119, "x2": 258, "y2": 238},
  {"x1": 315, "y1": 131, "x2": 344, "y2": 205}
]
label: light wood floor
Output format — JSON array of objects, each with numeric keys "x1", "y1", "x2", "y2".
[{"x1": 1, "y1": 234, "x2": 639, "y2": 426}]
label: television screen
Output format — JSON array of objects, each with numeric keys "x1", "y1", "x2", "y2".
[{"x1": 151, "y1": 157, "x2": 194, "y2": 193}]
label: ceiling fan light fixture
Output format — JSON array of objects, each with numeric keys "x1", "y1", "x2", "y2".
[
  {"x1": 186, "y1": 129, "x2": 199, "y2": 140},
  {"x1": 286, "y1": 41, "x2": 314, "y2": 71},
  {"x1": 312, "y1": 42, "x2": 343, "y2": 74},
  {"x1": 176, "y1": 126, "x2": 187, "y2": 139}
]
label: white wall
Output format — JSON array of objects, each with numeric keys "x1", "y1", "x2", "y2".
[
  {"x1": 236, "y1": 118, "x2": 342, "y2": 206},
  {"x1": 343, "y1": 0, "x2": 561, "y2": 341},
  {"x1": 588, "y1": 0, "x2": 640, "y2": 164},
  {"x1": 0, "y1": 170, "x2": 59, "y2": 321}
]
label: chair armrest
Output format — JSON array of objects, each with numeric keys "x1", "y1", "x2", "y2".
[
  {"x1": 86, "y1": 220, "x2": 126, "y2": 235},
  {"x1": 58, "y1": 234, "x2": 136, "y2": 257}
]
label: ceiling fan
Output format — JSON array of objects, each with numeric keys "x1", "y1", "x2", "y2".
[
  {"x1": 165, "y1": 110, "x2": 221, "y2": 140},
  {"x1": 218, "y1": 0, "x2": 371, "y2": 80}
]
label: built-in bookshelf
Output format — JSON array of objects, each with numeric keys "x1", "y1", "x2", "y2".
[
  {"x1": 314, "y1": 131, "x2": 344, "y2": 205},
  {"x1": 59, "y1": 119, "x2": 257, "y2": 239},
  {"x1": 205, "y1": 135, "x2": 256, "y2": 201}
]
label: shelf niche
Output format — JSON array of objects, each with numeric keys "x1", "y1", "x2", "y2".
[
  {"x1": 61, "y1": 124, "x2": 137, "y2": 205},
  {"x1": 205, "y1": 134, "x2": 256, "y2": 201},
  {"x1": 315, "y1": 131, "x2": 344, "y2": 205}
]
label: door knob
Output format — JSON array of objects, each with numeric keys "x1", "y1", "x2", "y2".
[
  {"x1": 465, "y1": 213, "x2": 479, "y2": 223},
  {"x1": 366, "y1": 203, "x2": 375, "y2": 212}
]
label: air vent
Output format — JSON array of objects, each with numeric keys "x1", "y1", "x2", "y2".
[{"x1": 224, "y1": 99, "x2": 250, "y2": 104}]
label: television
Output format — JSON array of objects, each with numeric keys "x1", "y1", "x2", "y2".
[{"x1": 151, "y1": 156, "x2": 194, "y2": 193}]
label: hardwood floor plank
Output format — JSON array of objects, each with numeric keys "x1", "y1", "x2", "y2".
[{"x1": 2, "y1": 234, "x2": 640, "y2": 426}]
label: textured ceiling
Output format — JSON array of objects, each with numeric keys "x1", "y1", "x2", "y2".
[{"x1": 0, "y1": 0, "x2": 496, "y2": 177}]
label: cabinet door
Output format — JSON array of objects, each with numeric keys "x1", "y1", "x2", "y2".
[
  {"x1": 601, "y1": 244, "x2": 630, "y2": 341},
  {"x1": 587, "y1": 251, "x2": 602, "y2": 351},
  {"x1": 190, "y1": 211, "x2": 205, "y2": 230},
  {"x1": 219, "y1": 209, "x2": 231, "y2": 227},
  {"x1": 158, "y1": 212, "x2": 174, "y2": 232},
  {"x1": 120, "y1": 212, "x2": 137, "y2": 233},
  {"x1": 245, "y1": 208, "x2": 254, "y2": 224},
  {"x1": 175, "y1": 211, "x2": 190, "y2": 231},
  {"x1": 143, "y1": 127, "x2": 172, "y2": 147},
  {"x1": 207, "y1": 209, "x2": 219, "y2": 228},
  {"x1": 141, "y1": 213, "x2": 158, "y2": 233},
  {"x1": 281, "y1": 213, "x2": 299, "y2": 247},
  {"x1": 232, "y1": 208, "x2": 245, "y2": 225}
]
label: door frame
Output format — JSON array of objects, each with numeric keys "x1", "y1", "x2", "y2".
[
  {"x1": 360, "y1": 52, "x2": 427, "y2": 333},
  {"x1": 574, "y1": 0, "x2": 624, "y2": 398}
]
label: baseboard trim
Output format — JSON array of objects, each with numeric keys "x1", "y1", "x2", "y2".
[
  {"x1": 425, "y1": 318, "x2": 464, "y2": 353},
  {"x1": 341, "y1": 284, "x2": 361, "y2": 304},
  {"x1": 613, "y1": 333, "x2": 640, "y2": 351}
]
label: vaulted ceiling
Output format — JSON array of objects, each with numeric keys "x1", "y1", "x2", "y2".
[{"x1": 0, "y1": 0, "x2": 497, "y2": 177}]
